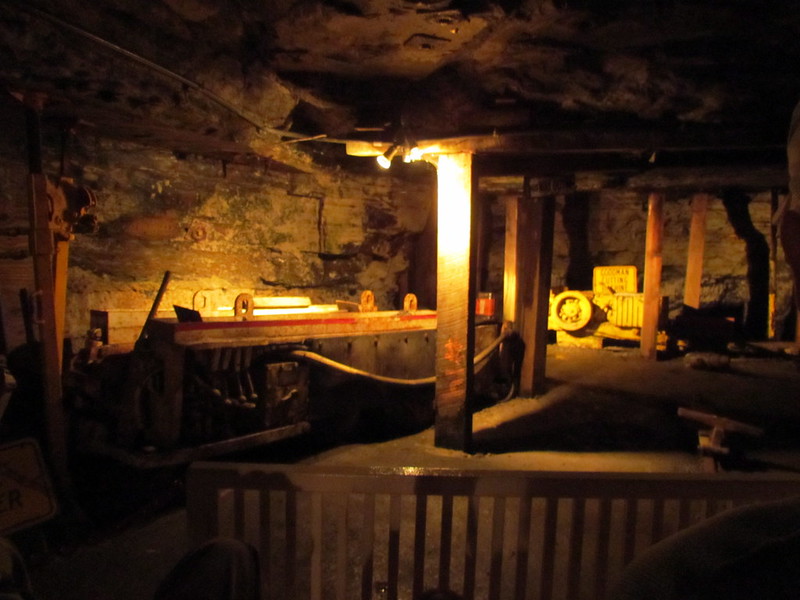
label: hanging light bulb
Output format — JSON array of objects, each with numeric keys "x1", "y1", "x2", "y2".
[
  {"x1": 377, "y1": 144, "x2": 399, "y2": 169},
  {"x1": 404, "y1": 146, "x2": 423, "y2": 163}
]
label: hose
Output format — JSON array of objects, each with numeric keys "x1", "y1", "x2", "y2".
[{"x1": 289, "y1": 329, "x2": 508, "y2": 387}]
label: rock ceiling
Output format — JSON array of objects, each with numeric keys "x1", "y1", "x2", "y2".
[{"x1": 1, "y1": 0, "x2": 799, "y2": 175}]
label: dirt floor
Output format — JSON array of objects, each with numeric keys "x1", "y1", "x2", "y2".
[
  {"x1": 298, "y1": 344, "x2": 800, "y2": 475},
  {"x1": 21, "y1": 343, "x2": 800, "y2": 600}
]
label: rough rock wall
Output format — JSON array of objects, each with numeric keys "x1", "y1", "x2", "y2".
[
  {"x1": 485, "y1": 188, "x2": 793, "y2": 339},
  {"x1": 0, "y1": 155, "x2": 33, "y2": 352},
  {"x1": 0, "y1": 138, "x2": 435, "y2": 350}
]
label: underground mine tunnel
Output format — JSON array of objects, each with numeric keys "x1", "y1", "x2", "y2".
[{"x1": 3, "y1": 2, "x2": 800, "y2": 599}]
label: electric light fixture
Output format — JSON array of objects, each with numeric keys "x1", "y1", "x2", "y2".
[{"x1": 377, "y1": 144, "x2": 399, "y2": 169}]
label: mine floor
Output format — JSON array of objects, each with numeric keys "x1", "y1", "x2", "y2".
[{"x1": 20, "y1": 344, "x2": 800, "y2": 600}]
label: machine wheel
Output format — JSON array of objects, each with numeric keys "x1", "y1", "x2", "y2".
[{"x1": 550, "y1": 290, "x2": 593, "y2": 331}]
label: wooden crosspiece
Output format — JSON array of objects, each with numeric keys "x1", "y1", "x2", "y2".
[{"x1": 678, "y1": 406, "x2": 764, "y2": 456}]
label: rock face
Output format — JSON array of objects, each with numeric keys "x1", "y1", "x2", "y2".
[
  {"x1": 0, "y1": 0, "x2": 798, "y2": 351},
  {"x1": 479, "y1": 187, "x2": 793, "y2": 340},
  {"x1": 0, "y1": 132, "x2": 436, "y2": 347}
]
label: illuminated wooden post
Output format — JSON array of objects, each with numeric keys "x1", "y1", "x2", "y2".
[
  {"x1": 517, "y1": 178, "x2": 556, "y2": 396},
  {"x1": 683, "y1": 192, "x2": 709, "y2": 309},
  {"x1": 503, "y1": 194, "x2": 519, "y2": 323},
  {"x1": 435, "y1": 153, "x2": 476, "y2": 450},
  {"x1": 641, "y1": 192, "x2": 665, "y2": 360}
]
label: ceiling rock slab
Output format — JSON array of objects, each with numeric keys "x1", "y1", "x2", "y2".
[{"x1": 1, "y1": 0, "x2": 799, "y2": 169}]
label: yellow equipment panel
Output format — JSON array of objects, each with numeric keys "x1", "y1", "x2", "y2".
[{"x1": 593, "y1": 265, "x2": 638, "y2": 295}]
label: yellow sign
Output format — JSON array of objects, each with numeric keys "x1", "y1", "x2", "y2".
[
  {"x1": 593, "y1": 265, "x2": 638, "y2": 295},
  {"x1": 0, "y1": 438, "x2": 58, "y2": 535}
]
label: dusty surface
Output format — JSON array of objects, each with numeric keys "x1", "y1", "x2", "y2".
[{"x1": 300, "y1": 345, "x2": 800, "y2": 475}]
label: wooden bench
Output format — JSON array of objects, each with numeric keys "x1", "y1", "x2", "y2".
[{"x1": 187, "y1": 462, "x2": 800, "y2": 600}]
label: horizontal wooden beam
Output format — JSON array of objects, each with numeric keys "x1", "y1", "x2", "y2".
[
  {"x1": 419, "y1": 126, "x2": 784, "y2": 157},
  {"x1": 479, "y1": 165, "x2": 788, "y2": 195}
]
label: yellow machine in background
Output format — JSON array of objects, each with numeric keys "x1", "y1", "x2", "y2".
[{"x1": 548, "y1": 266, "x2": 666, "y2": 348}]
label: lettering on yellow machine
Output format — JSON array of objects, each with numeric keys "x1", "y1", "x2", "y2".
[{"x1": 549, "y1": 266, "x2": 662, "y2": 345}]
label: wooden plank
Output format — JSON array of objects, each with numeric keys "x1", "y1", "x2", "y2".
[
  {"x1": 336, "y1": 495, "x2": 348, "y2": 600},
  {"x1": 513, "y1": 495, "x2": 531, "y2": 600},
  {"x1": 595, "y1": 498, "x2": 612, "y2": 600},
  {"x1": 475, "y1": 196, "x2": 492, "y2": 293},
  {"x1": 234, "y1": 488, "x2": 245, "y2": 538},
  {"x1": 651, "y1": 498, "x2": 665, "y2": 544},
  {"x1": 419, "y1": 126, "x2": 783, "y2": 157},
  {"x1": 285, "y1": 490, "x2": 297, "y2": 597},
  {"x1": 488, "y1": 497, "x2": 505, "y2": 600},
  {"x1": 150, "y1": 310, "x2": 438, "y2": 349},
  {"x1": 360, "y1": 494, "x2": 376, "y2": 600},
  {"x1": 683, "y1": 193, "x2": 709, "y2": 309},
  {"x1": 567, "y1": 497, "x2": 586, "y2": 600},
  {"x1": 53, "y1": 239, "x2": 69, "y2": 369},
  {"x1": 463, "y1": 495, "x2": 479, "y2": 600},
  {"x1": 259, "y1": 491, "x2": 272, "y2": 600},
  {"x1": 623, "y1": 499, "x2": 638, "y2": 564},
  {"x1": 412, "y1": 495, "x2": 428, "y2": 599},
  {"x1": 517, "y1": 180, "x2": 556, "y2": 396},
  {"x1": 439, "y1": 495, "x2": 454, "y2": 591},
  {"x1": 310, "y1": 492, "x2": 323, "y2": 600},
  {"x1": 641, "y1": 192, "x2": 665, "y2": 360},
  {"x1": 29, "y1": 173, "x2": 71, "y2": 490},
  {"x1": 539, "y1": 497, "x2": 558, "y2": 600},
  {"x1": 188, "y1": 462, "x2": 800, "y2": 500},
  {"x1": 434, "y1": 153, "x2": 475, "y2": 450},
  {"x1": 387, "y1": 494, "x2": 401, "y2": 600}
]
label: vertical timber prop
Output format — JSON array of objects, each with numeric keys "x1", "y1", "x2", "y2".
[
  {"x1": 769, "y1": 189, "x2": 779, "y2": 340},
  {"x1": 641, "y1": 192, "x2": 665, "y2": 360},
  {"x1": 21, "y1": 94, "x2": 96, "y2": 511},
  {"x1": 434, "y1": 153, "x2": 476, "y2": 451},
  {"x1": 24, "y1": 95, "x2": 71, "y2": 496},
  {"x1": 502, "y1": 195, "x2": 519, "y2": 325},
  {"x1": 782, "y1": 98, "x2": 800, "y2": 345},
  {"x1": 516, "y1": 178, "x2": 556, "y2": 396},
  {"x1": 683, "y1": 193, "x2": 709, "y2": 309}
]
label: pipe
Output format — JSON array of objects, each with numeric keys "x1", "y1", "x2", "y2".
[{"x1": 289, "y1": 330, "x2": 508, "y2": 387}]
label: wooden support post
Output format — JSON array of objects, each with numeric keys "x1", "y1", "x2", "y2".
[
  {"x1": 517, "y1": 178, "x2": 556, "y2": 396},
  {"x1": 683, "y1": 193, "x2": 709, "y2": 309},
  {"x1": 24, "y1": 94, "x2": 81, "y2": 515},
  {"x1": 434, "y1": 153, "x2": 475, "y2": 451},
  {"x1": 29, "y1": 174, "x2": 71, "y2": 487},
  {"x1": 53, "y1": 239, "x2": 70, "y2": 368},
  {"x1": 641, "y1": 192, "x2": 665, "y2": 360},
  {"x1": 503, "y1": 195, "x2": 519, "y2": 324},
  {"x1": 769, "y1": 189, "x2": 779, "y2": 339}
]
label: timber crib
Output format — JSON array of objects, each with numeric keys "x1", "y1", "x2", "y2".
[{"x1": 187, "y1": 462, "x2": 800, "y2": 600}]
